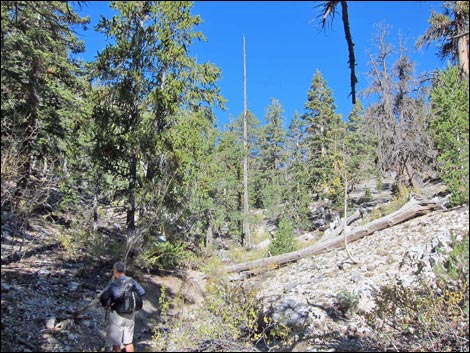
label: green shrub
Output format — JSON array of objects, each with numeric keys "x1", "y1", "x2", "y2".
[
  {"x1": 135, "y1": 241, "x2": 190, "y2": 272},
  {"x1": 335, "y1": 289, "x2": 360, "y2": 316},
  {"x1": 57, "y1": 228, "x2": 77, "y2": 257},
  {"x1": 203, "y1": 281, "x2": 291, "y2": 349},
  {"x1": 268, "y1": 217, "x2": 296, "y2": 256},
  {"x1": 435, "y1": 232, "x2": 469, "y2": 284},
  {"x1": 57, "y1": 223, "x2": 124, "y2": 261},
  {"x1": 226, "y1": 246, "x2": 267, "y2": 263},
  {"x1": 151, "y1": 285, "x2": 173, "y2": 351},
  {"x1": 149, "y1": 272, "x2": 290, "y2": 351}
]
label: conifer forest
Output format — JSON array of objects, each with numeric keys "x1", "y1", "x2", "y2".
[{"x1": 1, "y1": 2, "x2": 469, "y2": 352}]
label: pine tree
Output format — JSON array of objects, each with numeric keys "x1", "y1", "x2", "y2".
[
  {"x1": 214, "y1": 111, "x2": 261, "y2": 243},
  {"x1": 1, "y1": 1, "x2": 89, "y2": 215},
  {"x1": 260, "y1": 98, "x2": 286, "y2": 172},
  {"x1": 283, "y1": 112, "x2": 312, "y2": 230},
  {"x1": 268, "y1": 217, "x2": 296, "y2": 256},
  {"x1": 343, "y1": 100, "x2": 378, "y2": 192},
  {"x1": 213, "y1": 124, "x2": 245, "y2": 240},
  {"x1": 430, "y1": 65, "x2": 469, "y2": 206},
  {"x1": 417, "y1": 1, "x2": 469, "y2": 75},
  {"x1": 257, "y1": 98, "x2": 287, "y2": 216},
  {"x1": 90, "y1": 1, "x2": 223, "y2": 258},
  {"x1": 301, "y1": 69, "x2": 345, "y2": 206},
  {"x1": 286, "y1": 112, "x2": 305, "y2": 165}
]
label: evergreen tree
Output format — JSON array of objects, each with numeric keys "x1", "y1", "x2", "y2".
[
  {"x1": 260, "y1": 98, "x2": 286, "y2": 172},
  {"x1": 343, "y1": 100, "x2": 378, "y2": 192},
  {"x1": 90, "y1": 1, "x2": 223, "y2": 257},
  {"x1": 215, "y1": 111, "x2": 261, "y2": 243},
  {"x1": 268, "y1": 217, "x2": 296, "y2": 256},
  {"x1": 301, "y1": 69, "x2": 345, "y2": 206},
  {"x1": 166, "y1": 110, "x2": 221, "y2": 246},
  {"x1": 211, "y1": 125, "x2": 244, "y2": 241},
  {"x1": 256, "y1": 98, "x2": 287, "y2": 215},
  {"x1": 283, "y1": 112, "x2": 312, "y2": 230},
  {"x1": 430, "y1": 65, "x2": 469, "y2": 206},
  {"x1": 417, "y1": 1, "x2": 469, "y2": 75},
  {"x1": 286, "y1": 111, "x2": 305, "y2": 165},
  {"x1": 1, "y1": 1, "x2": 89, "y2": 215}
]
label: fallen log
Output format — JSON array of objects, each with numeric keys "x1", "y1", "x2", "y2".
[
  {"x1": 68, "y1": 295, "x2": 102, "y2": 317},
  {"x1": 17, "y1": 337, "x2": 37, "y2": 351},
  {"x1": 225, "y1": 197, "x2": 447, "y2": 274},
  {"x1": 320, "y1": 209, "x2": 362, "y2": 241},
  {"x1": 56, "y1": 314, "x2": 92, "y2": 321}
]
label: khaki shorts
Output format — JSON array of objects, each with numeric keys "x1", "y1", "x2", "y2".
[{"x1": 106, "y1": 310, "x2": 135, "y2": 346}]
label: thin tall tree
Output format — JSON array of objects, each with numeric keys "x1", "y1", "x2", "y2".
[{"x1": 243, "y1": 35, "x2": 251, "y2": 248}]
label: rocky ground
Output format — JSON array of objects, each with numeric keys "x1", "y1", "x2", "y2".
[
  {"x1": 244, "y1": 202, "x2": 469, "y2": 351},
  {"x1": 0, "y1": 214, "x2": 208, "y2": 352},
  {"x1": 1, "y1": 181, "x2": 468, "y2": 352},
  {"x1": 1, "y1": 217, "x2": 110, "y2": 352}
]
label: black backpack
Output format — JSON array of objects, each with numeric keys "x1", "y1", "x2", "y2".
[{"x1": 110, "y1": 278, "x2": 143, "y2": 314}]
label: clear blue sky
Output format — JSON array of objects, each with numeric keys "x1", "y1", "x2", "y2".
[{"x1": 74, "y1": 1, "x2": 444, "y2": 130}]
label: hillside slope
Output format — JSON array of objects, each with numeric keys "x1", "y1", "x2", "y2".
[
  {"x1": 244, "y1": 204, "x2": 469, "y2": 351},
  {"x1": 1, "y1": 188, "x2": 468, "y2": 352}
]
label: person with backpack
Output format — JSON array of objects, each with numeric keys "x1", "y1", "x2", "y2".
[{"x1": 100, "y1": 261, "x2": 145, "y2": 352}]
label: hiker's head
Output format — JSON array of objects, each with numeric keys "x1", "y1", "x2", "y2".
[{"x1": 112, "y1": 261, "x2": 126, "y2": 279}]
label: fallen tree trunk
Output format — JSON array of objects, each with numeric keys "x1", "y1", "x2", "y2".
[
  {"x1": 225, "y1": 197, "x2": 447, "y2": 274},
  {"x1": 320, "y1": 209, "x2": 362, "y2": 241},
  {"x1": 68, "y1": 293, "x2": 102, "y2": 317},
  {"x1": 17, "y1": 337, "x2": 37, "y2": 351}
]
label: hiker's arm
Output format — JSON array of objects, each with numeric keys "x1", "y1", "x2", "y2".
[
  {"x1": 135, "y1": 281, "x2": 145, "y2": 296},
  {"x1": 99, "y1": 285, "x2": 113, "y2": 308},
  {"x1": 69, "y1": 275, "x2": 114, "y2": 316}
]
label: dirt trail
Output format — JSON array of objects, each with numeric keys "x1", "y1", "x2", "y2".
[{"x1": 0, "y1": 213, "x2": 206, "y2": 352}]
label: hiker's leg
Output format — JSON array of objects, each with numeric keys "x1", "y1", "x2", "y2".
[
  {"x1": 112, "y1": 344, "x2": 121, "y2": 352},
  {"x1": 122, "y1": 317, "x2": 135, "y2": 352}
]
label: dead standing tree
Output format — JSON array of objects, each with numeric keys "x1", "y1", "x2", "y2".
[
  {"x1": 363, "y1": 25, "x2": 437, "y2": 192},
  {"x1": 317, "y1": 1, "x2": 358, "y2": 104},
  {"x1": 242, "y1": 35, "x2": 251, "y2": 248}
]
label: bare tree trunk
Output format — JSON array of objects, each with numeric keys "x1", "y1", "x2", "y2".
[
  {"x1": 321, "y1": 210, "x2": 362, "y2": 241},
  {"x1": 93, "y1": 194, "x2": 98, "y2": 233},
  {"x1": 125, "y1": 150, "x2": 138, "y2": 263},
  {"x1": 206, "y1": 214, "x2": 213, "y2": 250},
  {"x1": 343, "y1": 175, "x2": 359, "y2": 264},
  {"x1": 243, "y1": 35, "x2": 251, "y2": 248},
  {"x1": 405, "y1": 161, "x2": 423, "y2": 191},
  {"x1": 457, "y1": 32, "x2": 469, "y2": 75},
  {"x1": 127, "y1": 151, "x2": 137, "y2": 237},
  {"x1": 340, "y1": 1, "x2": 357, "y2": 104}
]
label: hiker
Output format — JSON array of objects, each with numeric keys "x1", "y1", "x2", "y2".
[{"x1": 100, "y1": 261, "x2": 145, "y2": 352}]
